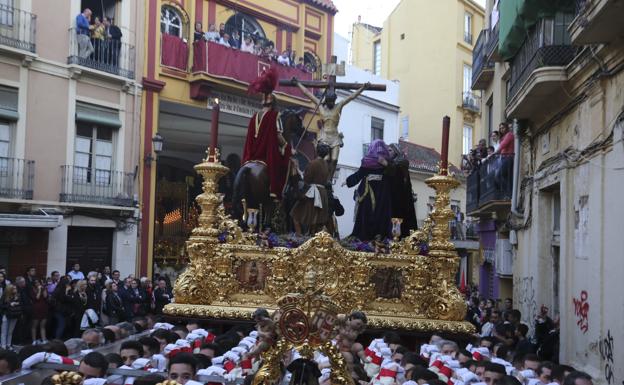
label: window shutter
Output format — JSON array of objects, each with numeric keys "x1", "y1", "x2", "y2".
[
  {"x1": 0, "y1": 86, "x2": 18, "y2": 121},
  {"x1": 75, "y1": 102, "x2": 121, "y2": 128}
]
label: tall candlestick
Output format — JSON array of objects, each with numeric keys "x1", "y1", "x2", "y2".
[
  {"x1": 440, "y1": 116, "x2": 450, "y2": 175},
  {"x1": 209, "y1": 99, "x2": 220, "y2": 160}
]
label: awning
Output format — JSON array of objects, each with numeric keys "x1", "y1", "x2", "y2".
[
  {"x1": 499, "y1": 0, "x2": 575, "y2": 60},
  {"x1": 0, "y1": 213, "x2": 63, "y2": 228},
  {"x1": 75, "y1": 102, "x2": 122, "y2": 128}
]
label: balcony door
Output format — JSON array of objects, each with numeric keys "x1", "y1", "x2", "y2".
[
  {"x1": 0, "y1": 0, "x2": 13, "y2": 26},
  {"x1": 74, "y1": 123, "x2": 115, "y2": 200}
]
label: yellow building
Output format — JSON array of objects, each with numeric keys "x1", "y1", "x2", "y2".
[
  {"x1": 352, "y1": 0, "x2": 485, "y2": 180},
  {"x1": 139, "y1": 0, "x2": 337, "y2": 276}
]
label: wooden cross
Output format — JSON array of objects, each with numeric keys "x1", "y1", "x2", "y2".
[{"x1": 279, "y1": 55, "x2": 387, "y2": 93}]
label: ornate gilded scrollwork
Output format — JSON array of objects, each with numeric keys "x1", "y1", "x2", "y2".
[{"x1": 165, "y1": 154, "x2": 474, "y2": 335}]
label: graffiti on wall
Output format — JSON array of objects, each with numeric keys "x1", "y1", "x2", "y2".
[
  {"x1": 514, "y1": 276, "x2": 537, "y2": 327},
  {"x1": 572, "y1": 290, "x2": 589, "y2": 334},
  {"x1": 598, "y1": 330, "x2": 618, "y2": 385}
]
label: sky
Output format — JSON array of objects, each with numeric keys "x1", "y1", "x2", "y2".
[{"x1": 332, "y1": 0, "x2": 486, "y2": 40}]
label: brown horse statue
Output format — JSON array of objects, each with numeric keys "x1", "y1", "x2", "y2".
[{"x1": 231, "y1": 108, "x2": 310, "y2": 232}]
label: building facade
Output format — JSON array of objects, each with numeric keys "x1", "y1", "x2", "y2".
[
  {"x1": 139, "y1": 0, "x2": 337, "y2": 277},
  {"x1": 0, "y1": 0, "x2": 143, "y2": 277},
  {"x1": 470, "y1": 0, "x2": 624, "y2": 377},
  {"x1": 350, "y1": 0, "x2": 485, "y2": 192}
]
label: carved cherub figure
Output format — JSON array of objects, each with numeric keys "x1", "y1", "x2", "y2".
[{"x1": 335, "y1": 311, "x2": 368, "y2": 362}]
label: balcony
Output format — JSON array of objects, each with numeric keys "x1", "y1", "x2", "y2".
[
  {"x1": 569, "y1": 0, "x2": 624, "y2": 45},
  {"x1": 0, "y1": 157, "x2": 34, "y2": 200},
  {"x1": 68, "y1": 28, "x2": 136, "y2": 79},
  {"x1": 466, "y1": 155, "x2": 513, "y2": 216},
  {"x1": 506, "y1": 17, "x2": 578, "y2": 120},
  {"x1": 486, "y1": 22, "x2": 500, "y2": 61},
  {"x1": 189, "y1": 41, "x2": 313, "y2": 101},
  {"x1": 472, "y1": 29, "x2": 494, "y2": 90},
  {"x1": 60, "y1": 165, "x2": 134, "y2": 207},
  {"x1": 462, "y1": 91, "x2": 481, "y2": 113},
  {"x1": 0, "y1": 3, "x2": 36, "y2": 53}
]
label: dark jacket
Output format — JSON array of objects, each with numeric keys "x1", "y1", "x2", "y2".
[
  {"x1": 86, "y1": 284, "x2": 101, "y2": 312},
  {"x1": 153, "y1": 287, "x2": 171, "y2": 314},
  {"x1": 52, "y1": 288, "x2": 74, "y2": 316},
  {"x1": 72, "y1": 291, "x2": 88, "y2": 319},
  {"x1": 104, "y1": 290, "x2": 125, "y2": 320}
]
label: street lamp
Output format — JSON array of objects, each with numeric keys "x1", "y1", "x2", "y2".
[{"x1": 145, "y1": 133, "x2": 164, "y2": 166}]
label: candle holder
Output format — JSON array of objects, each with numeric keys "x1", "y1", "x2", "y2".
[
  {"x1": 247, "y1": 208, "x2": 259, "y2": 233},
  {"x1": 391, "y1": 217, "x2": 403, "y2": 241}
]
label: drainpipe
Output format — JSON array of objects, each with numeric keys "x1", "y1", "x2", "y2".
[{"x1": 511, "y1": 119, "x2": 522, "y2": 217}]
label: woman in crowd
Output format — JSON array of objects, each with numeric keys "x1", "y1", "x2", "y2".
[
  {"x1": 73, "y1": 280, "x2": 89, "y2": 334},
  {"x1": 105, "y1": 282, "x2": 124, "y2": 324},
  {"x1": 30, "y1": 279, "x2": 48, "y2": 344},
  {"x1": 204, "y1": 23, "x2": 220, "y2": 41},
  {"x1": 193, "y1": 22, "x2": 204, "y2": 42},
  {"x1": 0, "y1": 284, "x2": 22, "y2": 349},
  {"x1": 52, "y1": 277, "x2": 73, "y2": 339},
  {"x1": 91, "y1": 16, "x2": 106, "y2": 61},
  {"x1": 343, "y1": 139, "x2": 393, "y2": 241},
  {"x1": 100, "y1": 279, "x2": 112, "y2": 326},
  {"x1": 141, "y1": 277, "x2": 154, "y2": 314},
  {"x1": 128, "y1": 279, "x2": 146, "y2": 316}
]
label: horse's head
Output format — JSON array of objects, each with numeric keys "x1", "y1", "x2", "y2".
[{"x1": 280, "y1": 107, "x2": 305, "y2": 145}]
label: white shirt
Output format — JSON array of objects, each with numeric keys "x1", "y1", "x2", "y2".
[
  {"x1": 218, "y1": 37, "x2": 231, "y2": 47},
  {"x1": 277, "y1": 55, "x2": 290, "y2": 66},
  {"x1": 68, "y1": 270, "x2": 85, "y2": 280}
]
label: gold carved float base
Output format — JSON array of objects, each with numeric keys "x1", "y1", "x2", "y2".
[{"x1": 164, "y1": 158, "x2": 475, "y2": 335}]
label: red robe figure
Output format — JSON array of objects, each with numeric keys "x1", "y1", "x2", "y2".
[{"x1": 243, "y1": 67, "x2": 291, "y2": 199}]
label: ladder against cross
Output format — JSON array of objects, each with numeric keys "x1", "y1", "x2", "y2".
[{"x1": 279, "y1": 55, "x2": 387, "y2": 95}]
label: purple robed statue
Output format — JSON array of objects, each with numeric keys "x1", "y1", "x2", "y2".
[{"x1": 344, "y1": 139, "x2": 393, "y2": 241}]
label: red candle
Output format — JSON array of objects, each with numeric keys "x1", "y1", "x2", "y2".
[
  {"x1": 209, "y1": 99, "x2": 220, "y2": 159},
  {"x1": 440, "y1": 116, "x2": 450, "y2": 175}
]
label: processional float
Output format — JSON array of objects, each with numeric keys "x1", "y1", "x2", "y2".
[{"x1": 164, "y1": 111, "x2": 474, "y2": 336}]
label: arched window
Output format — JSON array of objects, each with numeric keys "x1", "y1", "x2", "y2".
[
  {"x1": 225, "y1": 13, "x2": 266, "y2": 40},
  {"x1": 161, "y1": 5, "x2": 183, "y2": 37}
]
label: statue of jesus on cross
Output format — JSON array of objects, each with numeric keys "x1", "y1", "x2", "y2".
[{"x1": 281, "y1": 56, "x2": 386, "y2": 182}]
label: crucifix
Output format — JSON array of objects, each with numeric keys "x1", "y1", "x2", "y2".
[{"x1": 279, "y1": 55, "x2": 387, "y2": 182}]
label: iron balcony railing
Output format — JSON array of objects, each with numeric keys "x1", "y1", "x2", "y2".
[
  {"x1": 466, "y1": 154, "x2": 513, "y2": 213},
  {"x1": 508, "y1": 17, "x2": 578, "y2": 101},
  {"x1": 575, "y1": 0, "x2": 589, "y2": 15},
  {"x1": 68, "y1": 28, "x2": 135, "y2": 79},
  {"x1": 462, "y1": 91, "x2": 481, "y2": 113},
  {"x1": 472, "y1": 29, "x2": 494, "y2": 89},
  {"x1": 0, "y1": 3, "x2": 36, "y2": 53},
  {"x1": 60, "y1": 165, "x2": 135, "y2": 207},
  {"x1": 0, "y1": 157, "x2": 34, "y2": 199},
  {"x1": 486, "y1": 22, "x2": 499, "y2": 58}
]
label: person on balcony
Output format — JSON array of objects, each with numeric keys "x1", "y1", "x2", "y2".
[
  {"x1": 277, "y1": 50, "x2": 291, "y2": 66},
  {"x1": 91, "y1": 17, "x2": 106, "y2": 62},
  {"x1": 76, "y1": 8, "x2": 94, "y2": 59},
  {"x1": 490, "y1": 130, "x2": 500, "y2": 152},
  {"x1": 219, "y1": 23, "x2": 226, "y2": 38},
  {"x1": 342, "y1": 139, "x2": 393, "y2": 241},
  {"x1": 104, "y1": 17, "x2": 122, "y2": 67},
  {"x1": 230, "y1": 30, "x2": 241, "y2": 49},
  {"x1": 218, "y1": 32, "x2": 231, "y2": 48},
  {"x1": 193, "y1": 22, "x2": 204, "y2": 42},
  {"x1": 494, "y1": 122, "x2": 514, "y2": 194},
  {"x1": 496, "y1": 122, "x2": 514, "y2": 155},
  {"x1": 241, "y1": 35, "x2": 255, "y2": 54},
  {"x1": 204, "y1": 23, "x2": 220, "y2": 42}
]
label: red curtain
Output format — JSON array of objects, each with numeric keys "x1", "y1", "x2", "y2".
[
  {"x1": 161, "y1": 33, "x2": 189, "y2": 71},
  {"x1": 197, "y1": 41, "x2": 312, "y2": 99}
]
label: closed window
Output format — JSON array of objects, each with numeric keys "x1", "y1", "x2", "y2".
[
  {"x1": 161, "y1": 5, "x2": 183, "y2": 37},
  {"x1": 0, "y1": 121, "x2": 10, "y2": 158},
  {"x1": 371, "y1": 117, "x2": 384, "y2": 141},
  {"x1": 464, "y1": 12, "x2": 473, "y2": 44},
  {"x1": 463, "y1": 64, "x2": 472, "y2": 93},
  {"x1": 0, "y1": 0, "x2": 13, "y2": 26},
  {"x1": 75, "y1": 124, "x2": 114, "y2": 185},
  {"x1": 373, "y1": 41, "x2": 381, "y2": 76},
  {"x1": 463, "y1": 125, "x2": 473, "y2": 155}
]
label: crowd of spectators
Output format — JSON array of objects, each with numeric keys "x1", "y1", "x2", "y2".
[
  {"x1": 0, "y1": 307, "x2": 593, "y2": 385},
  {"x1": 0, "y1": 264, "x2": 172, "y2": 351},
  {"x1": 192, "y1": 21, "x2": 315, "y2": 72},
  {"x1": 462, "y1": 122, "x2": 515, "y2": 175},
  {"x1": 75, "y1": 8, "x2": 123, "y2": 64}
]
